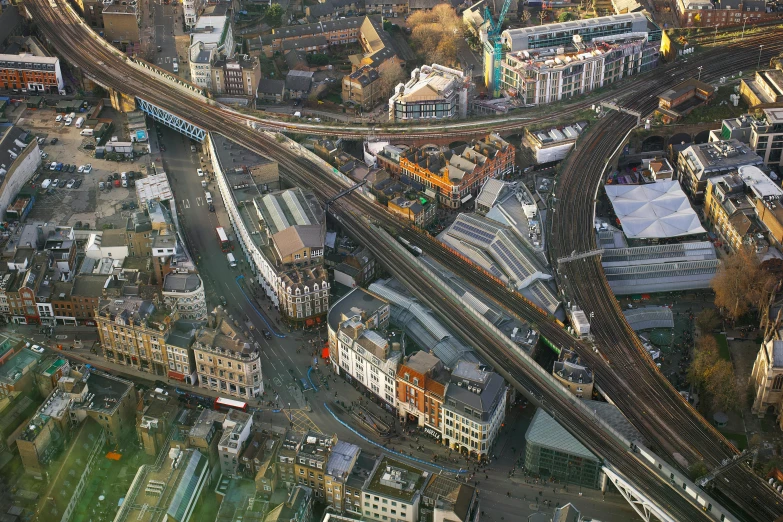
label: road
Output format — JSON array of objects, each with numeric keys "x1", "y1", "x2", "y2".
[
  {"x1": 27, "y1": 1, "x2": 783, "y2": 519},
  {"x1": 149, "y1": 0, "x2": 179, "y2": 72}
]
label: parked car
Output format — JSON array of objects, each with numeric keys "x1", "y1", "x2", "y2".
[
  {"x1": 66, "y1": 179, "x2": 75, "y2": 188},
  {"x1": 55, "y1": 115, "x2": 62, "y2": 122},
  {"x1": 77, "y1": 165, "x2": 85, "y2": 173},
  {"x1": 50, "y1": 138, "x2": 58, "y2": 145},
  {"x1": 30, "y1": 344, "x2": 45, "y2": 354},
  {"x1": 197, "y1": 169, "x2": 204, "y2": 177},
  {"x1": 68, "y1": 164, "x2": 76, "y2": 173},
  {"x1": 63, "y1": 164, "x2": 70, "y2": 172},
  {"x1": 220, "y1": 296, "x2": 227, "y2": 306},
  {"x1": 112, "y1": 172, "x2": 119, "y2": 180},
  {"x1": 208, "y1": 203, "x2": 215, "y2": 212},
  {"x1": 41, "y1": 152, "x2": 48, "y2": 160},
  {"x1": 50, "y1": 162, "x2": 57, "y2": 171},
  {"x1": 37, "y1": 137, "x2": 45, "y2": 145},
  {"x1": 52, "y1": 178, "x2": 59, "y2": 187},
  {"x1": 73, "y1": 179, "x2": 82, "y2": 189},
  {"x1": 55, "y1": 163, "x2": 63, "y2": 171},
  {"x1": 58, "y1": 179, "x2": 67, "y2": 188},
  {"x1": 83, "y1": 164, "x2": 92, "y2": 173},
  {"x1": 114, "y1": 179, "x2": 121, "y2": 187},
  {"x1": 99, "y1": 181, "x2": 105, "y2": 190}
]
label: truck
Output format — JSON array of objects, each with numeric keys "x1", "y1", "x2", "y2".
[
  {"x1": 75, "y1": 117, "x2": 84, "y2": 128},
  {"x1": 227, "y1": 253, "x2": 237, "y2": 267}
]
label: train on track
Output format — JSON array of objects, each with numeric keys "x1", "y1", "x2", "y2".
[
  {"x1": 49, "y1": 0, "x2": 58, "y2": 8},
  {"x1": 397, "y1": 236, "x2": 422, "y2": 256}
]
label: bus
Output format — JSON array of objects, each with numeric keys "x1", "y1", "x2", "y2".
[
  {"x1": 216, "y1": 227, "x2": 231, "y2": 252},
  {"x1": 214, "y1": 397, "x2": 248, "y2": 413}
]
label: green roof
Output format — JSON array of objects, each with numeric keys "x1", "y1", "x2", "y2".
[
  {"x1": 43, "y1": 358, "x2": 67, "y2": 376},
  {"x1": 525, "y1": 409, "x2": 597, "y2": 461}
]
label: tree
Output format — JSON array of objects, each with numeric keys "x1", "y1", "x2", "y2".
[
  {"x1": 378, "y1": 60, "x2": 407, "y2": 98},
  {"x1": 407, "y1": 4, "x2": 463, "y2": 66},
  {"x1": 711, "y1": 246, "x2": 777, "y2": 320},
  {"x1": 705, "y1": 359, "x2": 738, "y2": 412},
  {"x1": 557, "y1": 11, "x2": 574, "y2": 22},
  {"x1": 538, "y1": 10, "x2": 549, "y2": 25},
  {"x1": 266, "y1": 3, "x2": 284, "y2": 27},
  {"x1": 306, "y1": 54, "x2": 330, "y2": 66},
  {"x1": 688, "y1": 335, "x2": 719, "y2": 389},
  {"x1": 695, "y1": 309, "x2": 721, "y2": 335}
]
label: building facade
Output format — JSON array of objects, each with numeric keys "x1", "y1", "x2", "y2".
[
  {"x1": 501, "y1": 36, "x2": 658, "y2": 106},
  {"x1": 162, "y1": 272, "x2": 207, "y2": 320},
  {"x1": 396, "y1": 351, "x2": 448, "y2": 440},
  {"x1": 389, "y1": 64, "x2": 471, "y2": 122},
  {"x1": 192, "y1": 309, "x2": 263, "y2": 399},
  {"x1": 212, "y1": 56, "x2": 260, "y2": 96},
  {"x1": 295, "y1": 431, "x2": 335, "y2": 499},
  {"x1": 0, "y1": 53, "x2": 64, "y2": 93},
  {"x1": 400, "y1": 135, "x2": 514, "y2": 208},
  {"x1": 441, "y1": 361, "x2": 506, "y2": 460},
  {"x1": 362, "y1": 456, "x2": 426, "y2": 522},
  {"x1": 342, "y1": 65, "x2": 383, "y2": 110},
  {"x1": 95, "y1": 297, "x2": 173, "y2": 375}
]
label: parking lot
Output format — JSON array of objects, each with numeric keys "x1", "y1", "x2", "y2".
[{"x1": 21, "y1": 107, "x2": 153, "y2": 229}]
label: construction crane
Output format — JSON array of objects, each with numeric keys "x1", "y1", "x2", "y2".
[{"x1": 484, "y1": 0, "x2": 512, "y2": 97}]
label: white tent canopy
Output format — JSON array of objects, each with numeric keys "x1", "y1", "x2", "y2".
[{"x1": 605, "y1": 181, "x2": 706, "y2": 239}]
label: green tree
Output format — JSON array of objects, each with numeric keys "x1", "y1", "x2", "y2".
[
  {"x1": 688, "y1": 335, "x2": 719, "y2": 389},
  {"x1": 267, "y1": 3, "x2": 284, "y2": 27},
  {"x1": 306, "y1": 54, "x2": 330, "y2": 66},
  {"x1": 557, "y1": 11, "x2": 574, "y2": 22}
]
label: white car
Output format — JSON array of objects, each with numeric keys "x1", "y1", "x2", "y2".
[
  {"x1": 30, "y1": 344, "x2": 45, "y2": 354},
  {"x1": 52, "y1": 178, "x2": 60, "y2": 187},
  {"x1": 66, "y1": 179, "x2": 75, "y2": 188},
  {"x1": 55, "y1": 115, "x2": 62, "y2": 122},
  {"x1": 49, "y1": 161, "x2": 57, "y2": 171},
  {"x1": 197, "y1": 169, "x2": 204, "y2": 177},
  {"x1": 64, "y1": 118, "x2": 72, "y2": 126},
  {"x1": 83, "y1": 164, "x2": 92, "y2": 173},
  {"x1": 77, "y1": 165, "x2": 85, "y2": 173}
]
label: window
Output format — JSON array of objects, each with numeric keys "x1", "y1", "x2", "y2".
[{"x1": 773, "y1": 375, "x2": 783, "y2": 391}]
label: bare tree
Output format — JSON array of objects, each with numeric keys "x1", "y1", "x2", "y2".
[
  {"x1": 408, "y1": 4, "x2": 465, "y2": 66},
  {"x1": 688, "y1": 335, "x2": 719, "y2": 389},
  {"x1": 378, "y1": 60, "x2": 407, "y2": 98},
  {"x1": 538, "y1": 10, "x2": 549, "y2": 25},
  {"x1": 711, "y1": 246, "x2": 776, "y2": 321}
]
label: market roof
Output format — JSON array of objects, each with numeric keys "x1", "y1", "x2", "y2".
[
  {"x1": 605, "y1": 181, "x2": 706, "y2": 238},
  {"x1": 525, "y1": 409, "x2": 596, "y2": 460}
]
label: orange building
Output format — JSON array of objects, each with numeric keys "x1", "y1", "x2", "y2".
[
  {"x1": 399, "y1": 134, "x2": 514, "y2": 208},
  {"x1": 396, "y1": 351, "x2": 450, "y2": 440},
  {"x1": 0, "y1": 53, "x2": 63, "y2": 94}
]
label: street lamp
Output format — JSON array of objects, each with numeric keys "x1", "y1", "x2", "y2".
[
  {"x1": 758, "y1": 44, "x2": 764, "y2": 69},
  {"x1": 741, "y1": 16, "x2": 748, "y2": 38},
  {"x1": 697, "y1": 66, "x2": 703, "y2": 81},
  {"x1": 713, "y1": 25, "x2": 718, "y2": 45}
]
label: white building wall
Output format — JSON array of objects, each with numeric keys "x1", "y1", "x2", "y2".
[
  {"x1": 337, "y1": 331, "x2": 397, "y2": 406},
  {"x1": 0, "y1": 140, "x2": 40, "y2": 218}
]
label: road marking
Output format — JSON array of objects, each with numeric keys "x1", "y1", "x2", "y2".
[
  {"x1": 182, "y1": 198, "x2": 190, "y2": 208},
  {"x1": 196, "y1": 197, "x2": 203, "y2": 206}
]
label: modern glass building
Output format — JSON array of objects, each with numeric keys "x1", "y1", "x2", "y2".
[{"x1": 524, "y1": 409, "x2": 602, "y2": 489}]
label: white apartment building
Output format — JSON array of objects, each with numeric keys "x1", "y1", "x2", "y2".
[
  {"x1": 192, "y1": 309, "x2": 263, "y2": 399},
  {"x1": 501, "y1": 35, "x2": 658, "y2": 105},
  {"x1": 389, "y1": 64, "x2": 471, "y2": 122},
  {"x1": 442, "y1": 361, "x2": 507, "y2": 460},
  {"x1": 327, "y1": 288, "x2": 395, "y2": 407},
  {"x1": 362, "y1": 456, "x2": 427, "y2": 522},
  {"x1": 183, "y1": 0, "x2": 206, "y2": 28},
  {"x1": 218, "y1": 409, "x2": 252, "y2": 478}
]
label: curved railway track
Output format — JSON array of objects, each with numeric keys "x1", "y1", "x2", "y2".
[{"x1": 28, "y1": 1, "x2": 783, "y2": 519}]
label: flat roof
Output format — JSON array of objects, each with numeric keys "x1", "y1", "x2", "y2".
[
  {"x1": 163, "y1": 272, "x2": 202, "y2": 293},
  {"x1": 0, "y1": 348, "x2": 41, "y2": 384},
  {"x1": 327, "y1": 287, "x2": 388, "y2": 332},
  {"x1": 364, "y1": 456, "x2": 427, "y2": 502}
]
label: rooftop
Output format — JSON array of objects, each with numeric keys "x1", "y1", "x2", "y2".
[
  {"x1": 680, "y1": 139, "x2": 763, "y2": 178},
  {"x1": 0, "y1": 348, "x2": 41, "y2": 384},
  {"x1": 326, "y1": 440, "x2": 360, "y2": 480},
  {"x1": 525, "y1": 408, "x2": 597, "y2": 460},
  {"x1": 445, "y1": 361, "x2": 506, "y2": 419},
  {"x1": 162, "y1": 272, "x2": 202, "y2": 293},
  {"x1": 364, "y1": 456, "x2": 427, "y2": 502},
  {"x1": 74, "y1": 370, "x2": 134, "y2": 415},
  {"x1": 327, "y1": 286, "x2": 388, "y2": 333},
  {"x1": 189, "y1": 408, "x2": 226, "y2": 441},
  {"x1": 422, "y1": 474, "x2": 475, "y2": 520}
]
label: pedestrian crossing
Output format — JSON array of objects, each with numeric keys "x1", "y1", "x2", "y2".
[{"x1": 181, "y1": 197, "x2": 206, "y2": 209}]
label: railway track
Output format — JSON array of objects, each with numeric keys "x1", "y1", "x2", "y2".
[{"x1": 28, "y1": 2, "x2": 783, "y2": 519}]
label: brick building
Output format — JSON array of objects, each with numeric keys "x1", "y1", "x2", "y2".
[
  {"x1": 399, "y1": 134, "x2": 514, "y2": 208},
  {"x1": 396, "y1": 351, "x2": 449, "y2": 440},
  {"x1": 0, "y1": 53, "x2": 63, "y2": 94}
]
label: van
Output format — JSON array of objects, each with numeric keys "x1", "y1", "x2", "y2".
[
  {"x1": 68, "y1": 112, "x2": 76, "y2": 120},
  {"x1": 80, "y1": 128, "x2": 93, "y2": 136},
  {"x1": 173, "y1": 62, "x2": 179, "y2": 73},
  {"x1": 64, "y1": 118, "x2": 72, "y2": 126},
  {"x1": 41, "y1": 179, "x2": 51, "y2": 189},
  {"x1": 204, "y1": 191, "x2": 212, "y2": 204},
  {"x1": 227, "y1": 253, "x2": 236, "y2": 267},
  {"x1": 75, "y1": 117, "x2": 84, "y2": 128}
]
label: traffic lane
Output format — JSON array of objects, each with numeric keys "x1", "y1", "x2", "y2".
[{"x1": 152, "y1": 2, "x2": 178, "y2": 71}]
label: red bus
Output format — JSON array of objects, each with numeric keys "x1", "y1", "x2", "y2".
[
  {"x1": 214, "y1": 397, "x2": 248, "y2": 413},
  {"x1": 216, "y1": 227, "x2": 231, "y2": 252}
]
